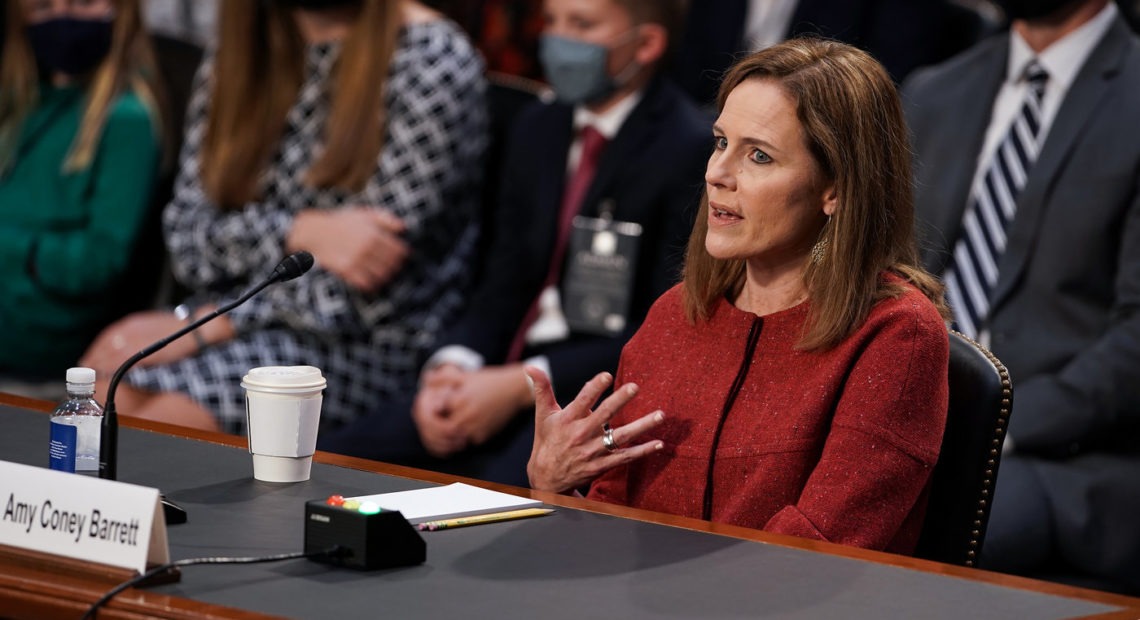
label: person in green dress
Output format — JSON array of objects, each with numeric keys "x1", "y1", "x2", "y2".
[{"x1": 0, "y1": 0, "x2": 167, "y2": 381}]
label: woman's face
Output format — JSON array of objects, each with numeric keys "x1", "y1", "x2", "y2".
[
  {"x1": 21, "y1": 0, "x2": 114, "y2": 24},
  {"x1": 704, "y1": 78, "x2": 836, "y2": 273}
]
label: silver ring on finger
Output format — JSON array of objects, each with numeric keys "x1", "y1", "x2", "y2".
[{"x1": 601, "y1": 424, "x2": 618, "y2": 452}]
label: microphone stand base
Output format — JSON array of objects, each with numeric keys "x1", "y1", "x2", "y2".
[{"x1": 162, "y1": 495, "x2": 188, "y2": 525}]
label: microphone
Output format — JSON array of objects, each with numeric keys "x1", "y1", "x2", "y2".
[
  {"x1": 97, "y1": 252, "x2": 315, "y2": 521},
  {"x1": 272, "y1": 250, "x2": 315, "y2": 283}
]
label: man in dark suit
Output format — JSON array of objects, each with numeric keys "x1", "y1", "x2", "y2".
[
  {"x1": 904, "y1": 0, "x2": 1140, "y2": 594},
  {"x1": 671, "y1": 0, "x2": 991, "y2": 106},
  {"x1": 319, "y1": 0, "x2": 709, "y2": 486}
]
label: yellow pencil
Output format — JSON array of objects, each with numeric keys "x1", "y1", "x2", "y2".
[{"x1": 417, "y1": 508, "x2": 554, "y2": 531}]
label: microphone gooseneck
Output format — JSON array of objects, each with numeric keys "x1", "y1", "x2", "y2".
[{"x1": 98, "y1": 251, "x2": 316, "y2": 481}]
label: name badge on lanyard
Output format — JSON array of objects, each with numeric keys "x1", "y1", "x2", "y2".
[{"x1": 563, "y1": 201, "x2": 642, "y2": 336}]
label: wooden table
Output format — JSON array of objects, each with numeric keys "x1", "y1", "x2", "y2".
[{"x1": 3, "y1": 392, "x2": 1139, "y2": 620}]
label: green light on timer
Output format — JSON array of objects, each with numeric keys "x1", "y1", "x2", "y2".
[{"x1": 325, "y1": 494, "x2": 383, "y2": 515}]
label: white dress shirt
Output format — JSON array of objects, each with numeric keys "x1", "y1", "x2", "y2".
[{"x1": 972, "y1": 2, "x2": 1117, "y2": 207}]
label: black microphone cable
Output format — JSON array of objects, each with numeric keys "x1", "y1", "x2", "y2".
[{"x1": 80, "y1": 545, "x2": 348, "y2": 619}]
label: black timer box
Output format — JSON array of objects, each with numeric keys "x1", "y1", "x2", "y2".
[{"x1": 304, "y1": 499, "x2": 426, "y2": 570}]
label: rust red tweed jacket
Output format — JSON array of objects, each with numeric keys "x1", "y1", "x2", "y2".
[{"x1": 588, "y1": 274, "x2": 949, "y2": 554}]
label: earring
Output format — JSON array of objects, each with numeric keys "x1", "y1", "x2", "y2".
[
  {"x1": 811, "y1": 215, "x2": 831, "y2": 265},
  {"x1": 811, "y1": 238, "x2": 828, "y2": 264}
]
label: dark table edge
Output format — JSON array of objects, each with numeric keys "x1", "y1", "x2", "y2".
[{"x1": 5, "y1": 392, "x2": 1139, "y2": 619}]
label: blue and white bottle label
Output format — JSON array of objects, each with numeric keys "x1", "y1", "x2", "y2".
[{"x1": 49, "y1": 421, "x2": 77, "y2": 473}]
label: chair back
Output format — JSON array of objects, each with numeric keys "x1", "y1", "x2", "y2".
[
  {"x1": 482, "y1": 71, "x2": 550, "y2": 210},
  {"x1": 914, "y1": 331, "x2": 1013, "y2": 567},
  {"x1": 112, "y1": 34, "x2": 205, "y2": 313},
  {"x1": 474, "y1": 72, "x2": 550, "y2": 284}
]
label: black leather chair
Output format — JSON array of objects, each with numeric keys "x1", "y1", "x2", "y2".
[
  {"x1": 914, "y1": 330, "x2": 1013, "y2": 567},
  {"x1": 112, "y1": 33, "x2": 205, "y2": 313}
]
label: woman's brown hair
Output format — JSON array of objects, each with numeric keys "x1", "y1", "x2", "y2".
[
  {"x1": 682, "y1": 37, "x2": 947, "y2": 350},
  {"x1": 202, "y1": 0, "x2": 401, "y2": 209},
  {"x1": 0, "y1": 0, "x2": 168, "y2": 174}
]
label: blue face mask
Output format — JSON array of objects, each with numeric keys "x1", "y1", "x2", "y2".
[
  {"x1": 539, "y1": 32, "x2": 640, "y2": 105},
  {"x1": 26, "y1": 18, "x2": 113, "y2": 77}
]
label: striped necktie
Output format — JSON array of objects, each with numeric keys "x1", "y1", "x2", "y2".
[{"x1": 944, "y1": 61, "x2": 1049, "y2": 339}]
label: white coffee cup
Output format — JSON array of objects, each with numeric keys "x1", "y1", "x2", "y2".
[{"x1": 241, "y1": 366, "x2": 327, "y2": 483}]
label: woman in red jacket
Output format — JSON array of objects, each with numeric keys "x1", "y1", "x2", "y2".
[{"x1": 527, "y1": 38, "x2": 951, "y2": 554}]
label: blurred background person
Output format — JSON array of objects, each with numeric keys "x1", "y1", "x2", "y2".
[
  {"x1": 0, "y1": 0, "x2": 166, "y2": 390},
  {"x1": 81, "y1": 0, "x2": 488, "y2": 434},
  {"x1": 670, "y1": 0, "x2": 995, "y2": 106},
  {"x1": 528, "y1": 39, "x2": 950, "y2": 554},
  {"x1": 905, "y1": 0, "x2": 1140, "y2": 594},
  {"x1": 320, "y1": 0, "x2": 709, "y2": 487}
]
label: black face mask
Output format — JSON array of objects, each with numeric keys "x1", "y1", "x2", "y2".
[
  {"x1": 26, "y1": 18, "x2": 113, "y2": 77},
  {"x1": 995, "y1": 0, "x2": 1082, "y2": 20}
]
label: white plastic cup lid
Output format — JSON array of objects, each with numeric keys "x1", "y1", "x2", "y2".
[
  {"x1": 66, "y1": 367, "x2": 96, "y2": 384},
  {"x1": 241, "y1": 366, "x2": 326, "y2": 393}
]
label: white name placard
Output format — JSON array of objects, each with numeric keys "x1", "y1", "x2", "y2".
[{"x1": 0, "y1": 460, "x2": 169, "y2": 573}]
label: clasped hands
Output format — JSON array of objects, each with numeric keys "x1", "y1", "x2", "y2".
[
  {"x1": 289, "y1": 206, "x2": 409, "y2": 294},
  {"x1": 412, "y1": 364, "x2": 534, "y2": 458}
]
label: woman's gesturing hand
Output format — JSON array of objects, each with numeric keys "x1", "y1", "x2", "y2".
[{"x1": 525, "y1": 367, "x2": 665, "y2": 494}]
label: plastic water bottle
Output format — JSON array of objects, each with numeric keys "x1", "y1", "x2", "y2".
[{"x1": 48, "y1": 367, "x2": 104, "y2": 473}]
